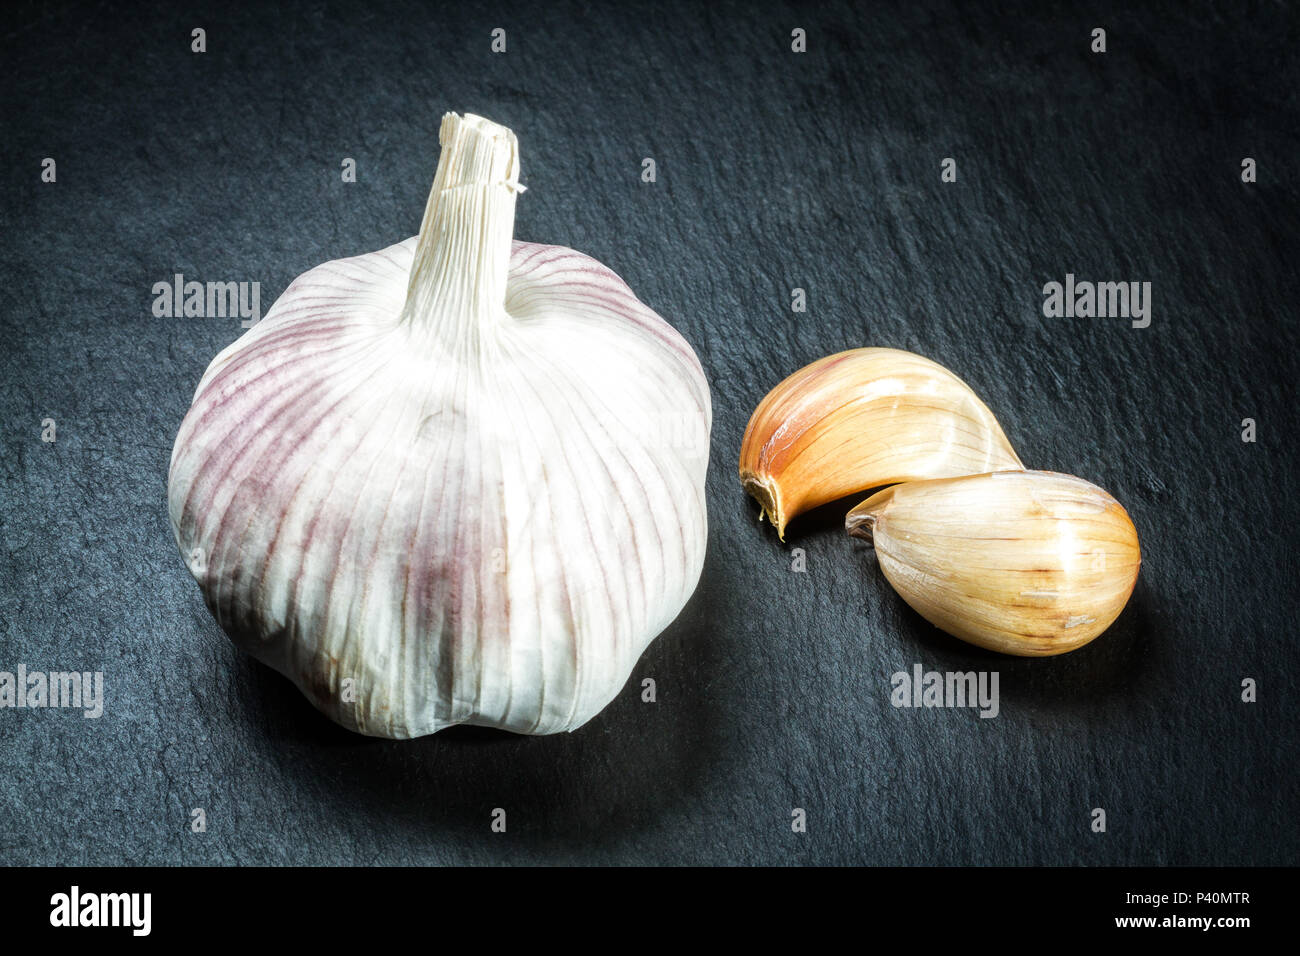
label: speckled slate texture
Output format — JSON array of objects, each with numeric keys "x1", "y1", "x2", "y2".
[{"x1": 1, "y1": 0, "x2": 1297, "y2": 865}]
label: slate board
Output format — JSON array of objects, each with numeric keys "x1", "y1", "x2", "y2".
[{"x1": 1, "y1": 0, "x2": 1297, "y2": 865}]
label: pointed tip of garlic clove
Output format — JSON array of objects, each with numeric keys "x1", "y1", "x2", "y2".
[
  {"x1": 844, "y1": 492, "x2": 889, "y2": 542},
  {"x1": 739, "y1": 348, "x2": 1023, "y2": 538}
]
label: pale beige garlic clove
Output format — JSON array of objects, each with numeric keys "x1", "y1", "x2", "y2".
[
  {"x1": 738, "y1": 348, "x2": 1023, "y2": 539},
  {"x1": 846, "y1": 470, "x2": 1141, "y2": 656}
]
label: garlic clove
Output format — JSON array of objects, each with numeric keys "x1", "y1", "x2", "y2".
[
  {"x1": 168, "y1": 113, "x2": 711, "y2": 739},
  {"x1": 738, "y1": 348, "x2": 1023, "y2": 538},
  {"x1": 846, "y1": 470, "x2": 1141, "y2": 656}
]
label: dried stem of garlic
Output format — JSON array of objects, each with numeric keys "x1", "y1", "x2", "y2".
[{"x1": 168, "y1": 113, "x2": 711, "y2": 738}]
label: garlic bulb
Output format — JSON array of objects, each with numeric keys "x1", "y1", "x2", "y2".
[
  {"x1": 739, "y1": 348, "x2": 1022, "y2": 538},
  {"x1": 168, "y1": 113, "x2": 711, "y2": 738},
  {"x1": 846, "y1": 471, "x2": 1141, "y2": 656}
]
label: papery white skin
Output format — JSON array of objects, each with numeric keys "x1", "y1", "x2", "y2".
[{"x1": 168, "y1": 114, "x2": 711, "y2": 738}]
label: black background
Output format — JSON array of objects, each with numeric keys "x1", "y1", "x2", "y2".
[{"x1": 1, "y1": 0, "x2": 1297, "y2": 865}]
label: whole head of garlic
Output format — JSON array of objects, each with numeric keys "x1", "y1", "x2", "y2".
[{"x1": 168, "y1": 113, "x2": 711, "y2": 738}]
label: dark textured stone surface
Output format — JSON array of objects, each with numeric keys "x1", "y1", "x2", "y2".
[{"x1": 1, "y1": 0, "x2": 1297, "y2": 865}]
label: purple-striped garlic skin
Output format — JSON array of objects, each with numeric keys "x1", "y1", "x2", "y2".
[{"x1": 168, "y1": 114, "x2": 710, "y2": 738}]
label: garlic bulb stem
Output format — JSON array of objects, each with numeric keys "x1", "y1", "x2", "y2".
[{"x1": 401, "y1": 113, "x2": 523, "y2": 352}]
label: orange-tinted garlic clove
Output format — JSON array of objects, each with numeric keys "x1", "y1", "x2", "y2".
[{"x1": 739, "y1": 348, "x2": 1022, "y2": 538}]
